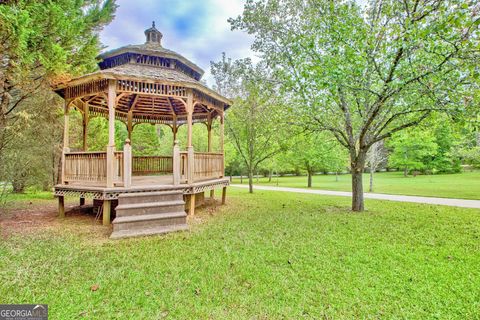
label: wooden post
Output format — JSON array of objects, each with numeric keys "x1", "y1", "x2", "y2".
[
  {"x1": 58, "y1": 196, "x2": 65, "y2": 218},
  {"x1": 220, "y1": 113, "x2": 225, "y2": 177},
  {"x1": 189, "y1": 193, "x2": 196, "y2": 216},
  {"x1": 207, "y1": 118, "x2": 212, "y2": 153},
  {"x1": 187, "y1": 146, "x2": 194, "y2": 184},
  {"x1": 123, "y1": 139, "x2": 132, "y2": 188},
  {"x1": 210, "y1": 189, "x2": 215, "y2": 200},
  {"x1": 187, "y1": 89, "x2": 194, "y2": 184},
  {"x1": 106, "y1": 80, "x2": 116, "y2": 188},
  {"x1": 172, "y1": 124, "x2": 177, "y2": 145},
  {"x1": 61, "y1": 101, "x2": 70, "y2": 184},
  {"x1": 82, "y1": 102, "x2": 89, "y2": 151},
  {"x1": 220, "y1": 112, "x2": 224, "y2": 152},
  {"x1": 222, "y1": 187, "x2": 227, "y2": 205},
  {"x1": 187, "y1": 90, "x2": 193, "y2": 148},
  {"x1": 80, "y1": 197, "x2": 85, "y2": 206},
  {"x1": 63, "y1": 102, "x2": 70, "y2": 150},
  {"x1": 173, "y1": 140, "x2": 181, "y2": 185},
  {"x1": 127, "y1": 111, "x2": 133, "y2": 141},
  {"x1": 103, "y1": 200, "x2": 111, "y2": 226}
]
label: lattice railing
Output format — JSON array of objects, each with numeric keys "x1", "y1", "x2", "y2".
[{"x1": 132, "y1": 156, "x2": 173, "y2": 175}]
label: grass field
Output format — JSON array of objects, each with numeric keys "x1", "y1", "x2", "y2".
[
  {"x1": 232, "y1": 170, "x2": 480, "y2": 200},
  {"x1": 1, "y1": 188, "x2": 479, "y2": 319}
]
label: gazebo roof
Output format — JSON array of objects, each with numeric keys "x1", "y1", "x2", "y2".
[
  {"x1": 52, "y1": 22, "x2": 231, "y2": 126},
  {"x1": 98, "y1": 43, "x2": 205, "y2": 77}
]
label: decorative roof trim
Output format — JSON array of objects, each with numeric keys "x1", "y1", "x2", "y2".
[
  {"x1": 98, "y1": 47, "x2": 204, "y2": 76},
  {"x1": 53, "y1": 72, "x2": 232, "y2": 106}
]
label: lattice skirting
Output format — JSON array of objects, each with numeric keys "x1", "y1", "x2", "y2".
[{"x1": 54, "y1": 180, "x2": 230, "y2": 200}]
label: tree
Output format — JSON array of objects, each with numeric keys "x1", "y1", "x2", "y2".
[
  {"x1": 428, "y1": 118, "x2": 462, "y2": 173},
  {"x1": 287, "y1": 132, "x2": 347, "y2": 188},
  {"x1": 366, "y1": 141, "x2": 388, "y2": 192},
  {"x1": 230, "y1": 0, "x2": 480, "y2": 211},
  {"x1": 211, "y1": 55, "x2": 290, "y2": 193},
  {"x1": 388, "y1": 129, "x2": 438, "y2": 176},
  {"x1": 0, "y1": 0, "x2": 117, "y2": 175}
]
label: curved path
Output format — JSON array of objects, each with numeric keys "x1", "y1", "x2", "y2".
[{"x1": 231, "y1": 184, "x2": 480, "y2": 209}]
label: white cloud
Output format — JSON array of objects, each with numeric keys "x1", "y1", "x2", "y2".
[{"x1": 100, "y1": 0, "x2": 255, "y2": 87}]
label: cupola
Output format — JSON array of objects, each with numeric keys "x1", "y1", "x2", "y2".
[{"x1": 144, "y1": 21, "x2": 163, "y2": 45}]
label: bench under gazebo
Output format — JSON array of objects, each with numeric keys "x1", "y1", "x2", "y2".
[{"x1": 52, "y1": 23, "x2": 231, "y2": 238}]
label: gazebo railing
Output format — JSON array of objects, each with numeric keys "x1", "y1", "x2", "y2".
[
  {"x1": 193, "y1": 152, "x2": 224, "y2": 181},
  {"x1": 63, "y1": 151, "x2": 123, "y2": 184},
  {"x1": 62, "y1": 148, "x2": 224, "y2": 186},
  {"x1": 132, "y1": 156, "x2": 173, "y2": 175}
]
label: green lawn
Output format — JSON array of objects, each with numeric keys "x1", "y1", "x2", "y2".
[
  {"x1": 233, "y1": 170, "x2": 480, "y2": 199},
  {"x1": 1, "y1": 188, "x2": 479, "y2": 319}
]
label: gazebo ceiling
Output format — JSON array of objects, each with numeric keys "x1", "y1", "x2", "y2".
[
  {"x1": 78, "y1": 92, "x2": 220, "y2": 125},
  {"x1": 53, "y1": 22, "x2": 231, "y2": 125}
]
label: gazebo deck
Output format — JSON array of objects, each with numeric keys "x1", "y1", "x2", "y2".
[{"x1": 55, "y1": 176, "x2": 230, "y2": 200}]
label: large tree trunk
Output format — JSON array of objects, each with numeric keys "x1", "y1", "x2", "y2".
[
  {"x1": 352, "y1": 169, "x2": 364, "y2": 211},
  {"x1": 248, "y1": 170, "x2": 253, "y2": 193},
  {"x1": 404, "y1": 167, "x2": 408, "y2": 177},
  {"x1": 351, "y1": 152, "x2": 366, "y2": 212},
  {"x1": 268, "y1": 169, "x2": 272, "y2": 182},
  {"x1": 307, "y1": 170, "x2": 313, "y2": 188}
]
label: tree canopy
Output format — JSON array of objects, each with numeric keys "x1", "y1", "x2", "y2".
[{"x1": 230, "y1": 0, "x2": 480, "y2": 210}]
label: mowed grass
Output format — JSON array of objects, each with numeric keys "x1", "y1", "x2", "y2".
[
  {"x1": 1, "y1": 188, "x2": 480, "y2": 319},
  {"x1": 232, "y1": 170, "x2": 480, "y2": 200}
]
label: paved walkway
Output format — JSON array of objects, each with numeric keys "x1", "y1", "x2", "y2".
[{"x1": 231, "y1": 184, "x2": 480, "y2": 209}]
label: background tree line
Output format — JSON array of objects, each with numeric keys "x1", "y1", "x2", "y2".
[{"x1": 0, "y1": 0, "x2": 479, "y2": 215}]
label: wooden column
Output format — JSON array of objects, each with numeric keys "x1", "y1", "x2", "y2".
[
  {"x1": 222, "y1": 187, "x2": 227, "y2": 205},
  {"x1": 220, "y1": 112, "x2": 224, "y2": 152},
  {"x1": 80, "y1": 197, "x2": 85, "y2": 206},
  {"x1": 188, "y1": 193, "x2": 196, "y2": 216},
  {"x1": 82, "y1": 102, "x2": 89, "y2": 151},
  {"x1": 186, "y1": 90, "x2": 194, "y2": 184},
  {"x1": 123, "y1": 139, "x2": 132, "y2": 188},
  {"x1": 61, "y1": 101, "x2": 70, "y2": 184},
  {"x1": 127, "y1": 111, "x2": 133, "y2": 141},
  {"x1": 58, "y1": 196, "x2": 65, "y2": 218},
  {"x1": 210, "y1": 189, "x2": 215, "y2": 200},
  {"x1": 172, "y1": 115, "x2": 178, "y2": 145},
  {"x1": 173, "y1": 140, "x2": 180, "y2": 185},
  {"x1": 106, "y1": 80, "x2": 116, "y2": 188},
  {"x1": 103, "y1": 200, "x2": 111, "y2": 226},
  {"x1": 63, "y1": 101, "x2": 70, "y2": 150},
  {"x1": 220, "y1": 112, "x2": 225, "y2": 177},
  {"x1": 187, "y1": 91, "x2": 193, "y2": 147},
  {"x1": 207, "y1": 117, "x2": 212, "y2": 153}
]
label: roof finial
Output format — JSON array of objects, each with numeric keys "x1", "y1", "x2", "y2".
[{"x1": 145, "y1": 21, "x2": 163, "y2": 45}]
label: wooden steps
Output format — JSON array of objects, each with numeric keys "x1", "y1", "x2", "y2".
[{"x1": 110, "y1": 191, "x2": 187, "y2": 239}]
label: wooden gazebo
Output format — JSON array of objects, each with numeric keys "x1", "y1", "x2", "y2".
[{"x1": 53, "y1": 23, "x2": 231, "y2": 238}]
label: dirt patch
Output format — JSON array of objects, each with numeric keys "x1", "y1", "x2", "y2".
[{"x1": 0, "y1": 201, "x2": 111, "y2": 241}]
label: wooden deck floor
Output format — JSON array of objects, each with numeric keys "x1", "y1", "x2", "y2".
[
  {"x1": 131, "y1": 175, "x2": 174, "y2": 186},
  {"x1": 55, "y1": 175, "x2": 230, "y2": 200}
]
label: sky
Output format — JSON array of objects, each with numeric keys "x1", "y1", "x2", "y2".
[{"x1": 100, "y1": 0, "x2": 255, "y2": 87}]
